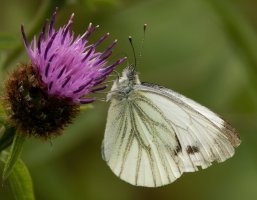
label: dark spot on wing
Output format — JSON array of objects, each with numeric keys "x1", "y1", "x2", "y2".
[
  {"x1": 174, "y1": 145, "x2": 182, "y2": 155},
  {"x1": 186, "y1": 145, "x2": 199, "y2": 154}
]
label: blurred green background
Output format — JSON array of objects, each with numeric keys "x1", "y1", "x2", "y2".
[{"x1": 0, "y1": 0, "x2": 257, "y2": 199}]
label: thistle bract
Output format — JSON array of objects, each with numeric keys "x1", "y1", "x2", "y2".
[{"x1": 4, "y1": 10, "x2": 126, "y2": 138}]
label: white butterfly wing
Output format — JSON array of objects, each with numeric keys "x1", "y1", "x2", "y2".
[{"x1": 103, "y1": 83, "x2": 240, "y2": 187}]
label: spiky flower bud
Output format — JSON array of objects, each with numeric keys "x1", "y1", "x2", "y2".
[{"x1": 4, "y1": 10, "x2": 126, "y2": 139}]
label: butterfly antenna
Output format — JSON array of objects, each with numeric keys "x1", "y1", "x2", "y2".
[
  {"x1": 139, "y1": 24, "x2": 147, "y2": 58},
  {"x1": 128, "y1": 36, "x2": 137, "y2": 67}
]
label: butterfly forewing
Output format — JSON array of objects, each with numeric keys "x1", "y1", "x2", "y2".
[
  {"x1": 103, "y1": 82, "x2": 240, "y2": 187},
  {"x1": 137, "y1": 83, "x2": 240, "y2": 148}
]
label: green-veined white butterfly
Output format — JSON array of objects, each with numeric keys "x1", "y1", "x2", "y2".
[{"x1": 102, "y1": 36, "x2": 241, "y2": 188}]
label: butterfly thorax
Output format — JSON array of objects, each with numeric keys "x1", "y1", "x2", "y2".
[{"x1": 107, "y1": 65, "x2": 140, "y2": 101}]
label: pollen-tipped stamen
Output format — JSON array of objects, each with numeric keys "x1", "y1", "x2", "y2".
[
  {"x1": 73, "y1": 79, "x2": 92, "y2": 94},
  {"x1": 44, "y1": 32, "x2": 58, "y2": 60},
  {"x1": 102, "y1": 39, "x2": 118, "y2": 55},
  {"x1": 57, "y1": 65, "x2": 67, "y2": 79},
  {"x1": 38, "y1": 20, "x2": 48, "y2": 54},
  {"x1": 61, "y1": 13, "x2": 74, "y2": 44},
  {"x1": 62, "y1": 76, "x2": 71, "y2": 88},
  {"x1": 45, "y1": 54, "x2": 56, "y2": 77},
  {"x1": 21, "y1": 25, "x2": 29, "y2": 47},
  {"x1": 82, "y1": 23, "x2": 99, "y2": 43},
  {"x1": 93, "y1": 33, "x2": 110, "y2": 48},
  {"x1": 79, "y1": 98, "x2": 95, "y2": 104},
  {"x1": 101, "y1": 57, "x2": 127, "y2": 75},
  {"x1": 94, "y1": 51, "x2": 113, "y2": 66},
  {"x1": 81, "y1": 46, "x2": 94, "y2": 63},
  {"x1": 91, "y1": 85, "x2": 108, "y2": 93},
  {"x1": 49, "y1": 8, "x2": 57, "y2": 36}
]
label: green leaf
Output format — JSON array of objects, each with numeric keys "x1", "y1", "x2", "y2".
[
  {"x1": 8, "y1": 159, "x2": 35, "y2": 200},
  {"x1": 3, "y1": 133, "x2": 26, "y2": 180}
]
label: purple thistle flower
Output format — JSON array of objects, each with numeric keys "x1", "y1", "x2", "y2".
[
  {"x1": 21, "y1": 10, "x2": 126, "y2": 104},
  {"x1": 3, "y1": 10, "x2": 126, "y2": 139}
]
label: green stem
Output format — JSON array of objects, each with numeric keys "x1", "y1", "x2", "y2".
[
  {"x1": 0, "y1": 126, "x2": 16, "y2": 152},
  {"x1": 3, "y1": 132, "x2": 26, "y2": 180}
]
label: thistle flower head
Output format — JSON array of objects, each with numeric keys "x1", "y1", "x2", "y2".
[
  {"x1": 21, "y1": 9, "x2": 126, "y2": 104},
  {"x1": 4, "y1": 10, "x2": 126, "y2": 139}
]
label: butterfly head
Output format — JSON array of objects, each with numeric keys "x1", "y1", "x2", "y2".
[
  {"x1": 107, "y1": 64, "x2": 140, "y2": 101},
  {"x1": 107, "y1": 28, "x2": 147, "y2": 102}
]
